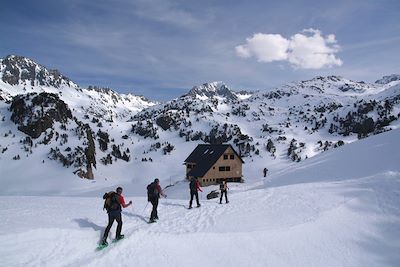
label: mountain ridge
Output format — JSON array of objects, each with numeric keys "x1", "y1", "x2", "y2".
[{"x1": 0, "y1": 54, "x2": 399, "y2": 187}]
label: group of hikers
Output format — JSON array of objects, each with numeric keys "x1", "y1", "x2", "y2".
[{"x1": 101, "y1": 177, "x2": 230, "y2": 246}]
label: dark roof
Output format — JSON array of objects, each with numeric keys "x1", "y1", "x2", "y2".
[{"x1": 184, "y1": 144, "x2": 243, "y2": 177}]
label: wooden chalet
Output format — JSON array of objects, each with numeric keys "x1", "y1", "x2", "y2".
[{"x1": 184, "y1": 144, "x2": 244, "y2": 186}]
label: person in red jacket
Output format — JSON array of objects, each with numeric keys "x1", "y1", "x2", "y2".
[
  {"x1": 189, "y1": 177, "x2": 202, "y2": 209},
  {"x1": 102, "y1": 187, "x2": 132, "y2": 246}
]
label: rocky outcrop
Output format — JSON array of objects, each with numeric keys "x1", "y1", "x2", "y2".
[{"x1": 10, "y1": 92, "x2": 72, "y2": 138}]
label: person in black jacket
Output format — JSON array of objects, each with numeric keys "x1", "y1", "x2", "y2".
[
  {"x1": 147, "y1": 178, "x2": 166, "y2": 223},
  {"x1": 219, "y1": 180, "x2": 229, "y2": 204},
  {"x1": 189, "y1": 177, "x2": 203, "y2": 209}
]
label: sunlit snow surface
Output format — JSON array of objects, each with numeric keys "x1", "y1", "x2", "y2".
[{"x1": 0, "y1": 128, "x2": 399, "y2": 267}]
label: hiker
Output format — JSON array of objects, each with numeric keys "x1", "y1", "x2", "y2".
[
  {"x1": 219, "y1": 180, "x2": 229, "y2": 204},
  {"x1": 147, "y1": 178, "x2": 166, "y2": 223},
  {"x1": 189, "y1": 177, "x2": 203, "y2": 209},
  {"x1": 263, "y1": 167, "x2": 268, "y2": 177},
  {"x1": 102, "y1": 187, "x2": 132, "y2": 246}
]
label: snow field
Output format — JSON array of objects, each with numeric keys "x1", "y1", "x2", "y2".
[{"x1": 1, "y1": 166, "x2": 399, "y2": 266}]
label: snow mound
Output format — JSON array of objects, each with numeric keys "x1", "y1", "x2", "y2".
[{"x1": 268, "y1": 127, "x2": 400, "y2": 187}]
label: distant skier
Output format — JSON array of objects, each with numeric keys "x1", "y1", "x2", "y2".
[
  {"x1": 263, "y1": 167, "x2": 268, "y2": 177},
  {"x1": 189, "y1": 177, "x2": 203, "y2": 209},
  {"x1": 147, "y1": 178, "x2": 166, "y2": 223},
  {"x1": 101, "y1": 187, "x2": 132, "y2": 246},
  {"x1": 219, "y1": 180, "x2": 229, "y2": 204}
]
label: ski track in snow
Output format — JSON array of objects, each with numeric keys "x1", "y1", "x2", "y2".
[{"x1": 1, "y1": 172, "x2": 400, "y2": 267}]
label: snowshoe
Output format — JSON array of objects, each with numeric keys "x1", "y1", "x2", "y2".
[
  {"x1": 116, "y1": 235, "x2": 125, "y2": 240},
  {"x1": 96, "y1": 240, "x2": 108, "y2": 251}
]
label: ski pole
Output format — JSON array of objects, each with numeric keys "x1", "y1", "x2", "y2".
[{"x1": 143, "y1": 201, "x2": 149, "y2": 212}]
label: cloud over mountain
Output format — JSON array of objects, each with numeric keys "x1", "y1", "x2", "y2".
[{"x1": 236, "y1": 28, "x2": 343, "y2": 69}]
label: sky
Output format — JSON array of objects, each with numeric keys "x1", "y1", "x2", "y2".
[{"x1": 1, "y1": 0, "x2": 399, "y2": 100}]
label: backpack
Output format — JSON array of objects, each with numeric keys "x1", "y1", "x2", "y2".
[
  {"x1": 103, "y1": 191, "x2": 120, "y2": 212},
  {"x1": 147, "y1": 182, "x2": 158, "y2": 200},
  {"x1": 219, "y1": 183, "x2": 224, "y2": 190},
  {"x1": 189, "y1": 179, "x2": 196, "y2": 191}
]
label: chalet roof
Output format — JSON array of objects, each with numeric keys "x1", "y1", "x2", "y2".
[{"x1": 184, "y1": 144, "x2": 243, "y2": 177}]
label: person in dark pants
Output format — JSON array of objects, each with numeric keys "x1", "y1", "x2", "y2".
[
  {"x1": 263, "y1": 167, "x2": 268, "y2": 177},
  {"x1": 102, "y1": 187, "x2": 132, "y2": 245},
  {"x1": 147, "y1": 178, "x2": 166, "y2": 223},
  {"x1": 220, "y1": 180, "x2": 229, "y2": 204},
  {"x1": 189, "y1": 177, "x2": 203, "y2": 209}
]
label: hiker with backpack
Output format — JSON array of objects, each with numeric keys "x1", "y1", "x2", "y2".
[
  {"x1": 147, "y1": 178, "x2": 166, "y2": 223},
  {"x1": 101, "y1": 187, "x2": 132, "y2": 246},
  {"x1": 189, "y1": 177, "x2": 202, "y2": 209},
  {"x1": 220, "y1": 180, "x2": 229, "y2": 204}
]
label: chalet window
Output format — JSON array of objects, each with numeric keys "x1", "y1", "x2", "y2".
[
  {"x1": 230, "y1": 155, "x2": 234, "y2": 160},
  {"x1": 223, "y1": 154, "x2": 228, "y2": 160},
  {"x1": 219, "y1": 166, "x2": 231, "y2": 172},
  {"x1": 187, "y1": 164, "x2": 193, "y2": 169}
]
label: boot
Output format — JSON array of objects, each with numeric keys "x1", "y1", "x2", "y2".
[{"x1": 116, "y1": 234, "x2": 124, "y2": 240}]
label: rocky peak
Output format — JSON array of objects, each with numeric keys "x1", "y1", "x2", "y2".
[
  {"x1": 185, "y1": 81, "x2": 238, "y2": 100},
  {"x1": 295, "y1": 75, "x2": 375, "y2": 94},
  {"x1": 375, "y1": 74, "x2": 400, "y2": 85},
  {"x1": 0, "y1": 55, "x2": 74, "y2": 88}
]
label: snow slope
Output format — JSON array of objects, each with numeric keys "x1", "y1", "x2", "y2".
[{"x1": 1, "y1": 128, "x2": 399, "y2": 267}]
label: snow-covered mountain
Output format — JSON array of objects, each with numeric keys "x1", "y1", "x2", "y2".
[
  {"x1": 375, "y1": 74, "x2": 400, "y2": 85},
  {"x1": 0, "y1": 55, "x2": 156, "y2": 182},
  {"x1": 0, "y1": 55, "x2": 400, "y2": 195},
  {"x1": 184, "y1": 81, "x2": 240, "y2": 100}
]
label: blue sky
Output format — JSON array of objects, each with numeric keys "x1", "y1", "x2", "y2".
[{"x1": 1, "y1": 0, "x2": 399, "y2": 100}]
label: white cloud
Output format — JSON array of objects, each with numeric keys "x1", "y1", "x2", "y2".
[
  {"x1": 236, "y1": 33, "x2": 289, "y2": 62},
  {"x1": 235, "y1": 29, "x2": 343, "y2": 69}
]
